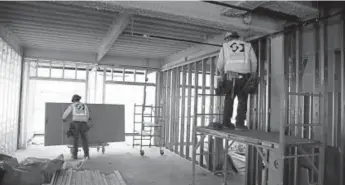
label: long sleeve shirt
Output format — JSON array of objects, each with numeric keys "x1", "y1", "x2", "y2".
[
  {"x1": 216, "y1": 39, "x2": 258, "y2": 74},
  {"x1": 62, "y1": 102, "x2": 90, "y2": 122}
]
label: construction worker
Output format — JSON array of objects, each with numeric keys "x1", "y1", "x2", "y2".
[
  {"x1": 62, "y1": 94, "x2": 91, "y2": 159},
  {"x1": 216, "y1": 31, "x2": 258, "y2": 130}
]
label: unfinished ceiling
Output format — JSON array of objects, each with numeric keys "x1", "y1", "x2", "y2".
[
  {"x1": 0, "y1": 1, "x2": 319, "y2": 61},
  {"x1": 220, "y1": 1, "x2": 318, "y2": 19}
]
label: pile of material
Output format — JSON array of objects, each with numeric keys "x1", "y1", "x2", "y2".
[
  {"x1": 1, "y1": 154, "x2": 64, "y2": 185},
  {"x1": 49, "y1": 169, "x2": 127, "y2": 185}
]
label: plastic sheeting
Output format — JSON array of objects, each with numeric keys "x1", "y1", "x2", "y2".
[
  {"x1": 0, "y1": 154, "x2": 64, "y2": 185},
  {"x1": 0, "y1": 38, "x2": 22, "y2": 155}
]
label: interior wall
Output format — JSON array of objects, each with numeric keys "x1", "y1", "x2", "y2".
[
  {"x1": 280, "y1": 11, "x2": 344, "y2": 185},
  {"x1": 159, "y1": 7, "x2": 345, "y2": 185},
  {"x1": 247, "y1": 8, "x2": 345, "y2": 185},
  {"x1": 161, "y1": 53, "x2": 245, "y2": 172},
  {"x1": 0, "y1": 37, "x2": 23, "y2": 155}
]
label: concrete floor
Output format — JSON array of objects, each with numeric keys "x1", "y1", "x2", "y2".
[{"x1": 14, "y1": 140, "x2": 244, "y2": 185}]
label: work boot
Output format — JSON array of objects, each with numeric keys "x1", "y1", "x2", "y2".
[
  {"x1": 235, "y1": 124, "x2": 248, "y2": 130},
  {"x1": 84, "y1": 155, "x2": 90, "y2": 160},
  {"x1": 224, "y1": 123, "x2": 235, "y2": 129}
]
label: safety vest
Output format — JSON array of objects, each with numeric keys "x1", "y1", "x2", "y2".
[
  {"x1": 71, "y1": 102, "x2": 89, "y2": 122},
  {"x1": 217, "y1": 39, "x2": 258, "y2": 74}
]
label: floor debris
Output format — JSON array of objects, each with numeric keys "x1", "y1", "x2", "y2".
[{"x1": 50, "y1": 169, "x2": 127, "y2": 185}]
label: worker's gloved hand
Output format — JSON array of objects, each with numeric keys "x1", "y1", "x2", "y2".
[{"x1": 87, "y1": 122, "x2": 93, "y2": 128}]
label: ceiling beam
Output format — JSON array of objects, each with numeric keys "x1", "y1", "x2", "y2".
[
  {"x1": 57, "y1": 1, "x2": 283, "y2": 34},
  {"x1": 97, "y1": 13, "x2": 131, "y2": 62},
  {"x1": 0, "y1": 24, "x2": 23, "y2": 55},
  {"x1": 24, "y1": 47, "x2": 161, "y2": 69}
]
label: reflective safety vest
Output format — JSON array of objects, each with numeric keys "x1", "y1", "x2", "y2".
[
  {"x1": 62, "y1": 102, "x2": 90, "y2": 122},
  {"x1": 216, "y1": 39, "x2": 258, "y2": 74}
]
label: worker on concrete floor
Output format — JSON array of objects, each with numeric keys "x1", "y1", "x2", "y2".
[
  {"x1": 216, "y1": 31, "x2": 258, "y2": 130},
  {"x1": 62, "y1": 94, "x2": 91, "y2": 160}
]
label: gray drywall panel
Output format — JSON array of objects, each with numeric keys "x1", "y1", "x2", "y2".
[{"x1": 44, "y1": 102, "x2": 125, "y2": 146}]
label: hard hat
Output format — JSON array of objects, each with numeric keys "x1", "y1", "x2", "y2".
[
  {"x1": 71, "y1": 94, "x2": 81, "y2": 102},
  {"x1": 224, "y1": 31, "x2": 240, "y2": 39}
]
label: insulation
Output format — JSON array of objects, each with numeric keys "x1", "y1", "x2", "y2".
[{"x1": 49, "y1": 169, "x2": 127, "y2": 185}]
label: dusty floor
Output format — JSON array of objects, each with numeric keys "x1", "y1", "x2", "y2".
[{"x1": 14, "y1": 139, "x2": 244, "y2": 185}]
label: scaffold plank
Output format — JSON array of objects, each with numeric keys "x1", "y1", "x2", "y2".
[{"x1": 196, "y1": 127, "x2": 320, "y2": 148}]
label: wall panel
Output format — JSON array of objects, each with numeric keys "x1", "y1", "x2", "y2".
[{"x1": 44, "y1": 103, "x2": 125, "y2": 146}]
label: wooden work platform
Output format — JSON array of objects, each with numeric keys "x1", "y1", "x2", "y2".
[{"x1": 196, "y1": 126, "x2": 320, "y2": 148}]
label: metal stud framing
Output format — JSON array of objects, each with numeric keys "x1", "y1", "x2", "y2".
[
  {"x1": 208, "y1": 57, "x2": 215, "y2": 171},
  {"x1": 186, "y1": 63, "x2": 192, "y2": 159},
  {"x1": 159, "y1": 9, "x2": 345, "y2": 185},
  {"x1": 340, "y1": 11, "x2": 345, "y2": 185},
  {"x1": 192, "y1": 61, "x2": 199, "y2": 165},
  {"x1": 180, "y1": 65, "x2": 186, "y2": 156},
  {"x1": 169, "y1": 69, "x2": 174, "y2": 150},
  {"x1": 200, "y1": 59, "x2": 206, "y2": 166},
  {"x1": 174, "y1": 67, "x2": 180, "y2": 153}
]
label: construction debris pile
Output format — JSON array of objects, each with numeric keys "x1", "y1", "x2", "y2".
[
  {"x1": 0, "y1": 154, "x2": 64, "y2": 185},
  {"x1": 49, "y1": 169, "x2": 127, "y2": 185}
]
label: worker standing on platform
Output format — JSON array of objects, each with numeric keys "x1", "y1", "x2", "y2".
[
  {"x1": 216, "y1": 31, "x2": 258, "y2": 130},
  {"x1": 62, "y1": 94, "x2": 91, "y2": 160}
]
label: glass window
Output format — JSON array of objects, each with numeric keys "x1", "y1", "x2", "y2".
[
  {"x1": 51, "y1": 61, "x2": 64, "y2": 78},
  {"x1": 76, "y1": 65, "x2": 87, "y2": 80},
  {"x1": 135, "y1": 69, "x2": 146, "y2": 82},
  {"x1": 206, "y1": 74, "x2": 211, "y2": 87},
  {"x1": 37, "y1": 62, "x2": 50, "y2": 77},
  {"x1": 147, "y1": 71, "x2": 156, "y2": 83},
  {"x1": 112, "y1": 68, "x2": 124, "y2": 81},
  {"x1": 64, "y1": 69, "x2": 75, "y2": 79},
  {"x1": 124, "y1": 68, "x2": 134, "y2": 82},
  {"x1": 105, "y1": 67, "x2": 112, "y2": 81},
  {"x1": 29, "y1": 62, "x2": 38, "y2": 77},
  {"x1": 62, "y1": 63, "x2": 77, "y2": 79},
  {"x1": 185, "y1": 70, "x2": 190, "y2": 86}
]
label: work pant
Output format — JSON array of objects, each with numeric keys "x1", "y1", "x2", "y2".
[
  {"x1": 70, "y1": 121, "x2": 90, "y2": 158},
  {"x1": 223, "y1": 74, "x2": 250, "y2": 126}
]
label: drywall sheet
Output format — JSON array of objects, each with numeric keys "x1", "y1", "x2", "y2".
[{"x1": 44, "y1": 102, "x2": 125, "y2": 146}]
